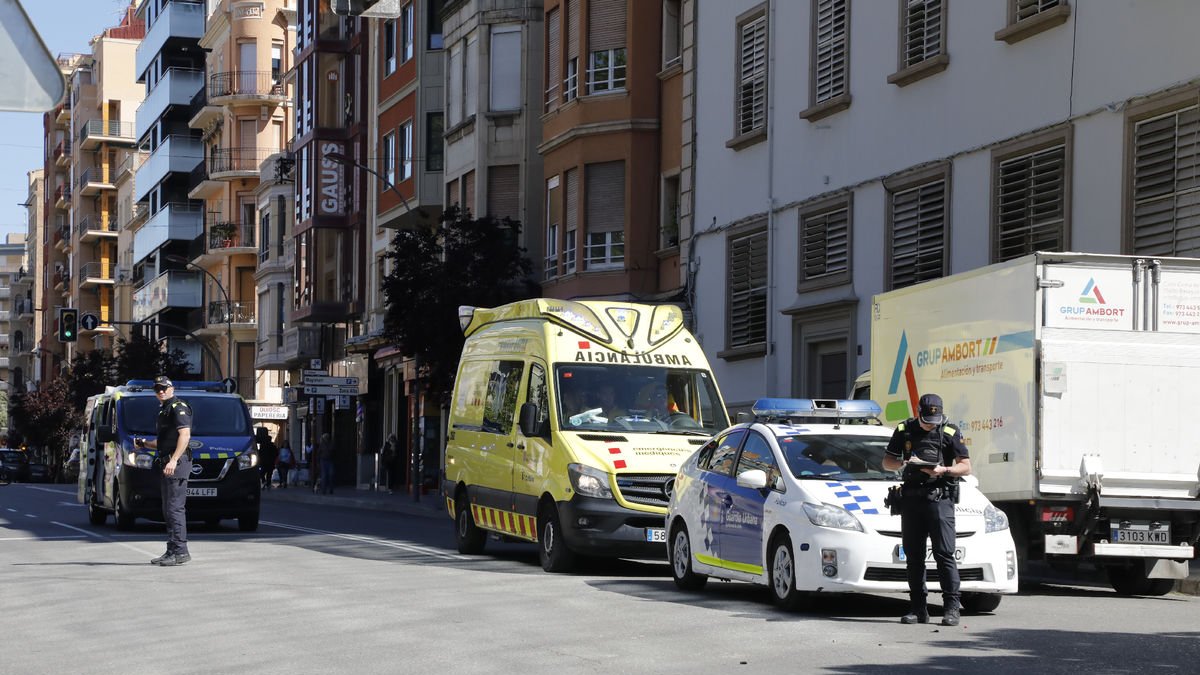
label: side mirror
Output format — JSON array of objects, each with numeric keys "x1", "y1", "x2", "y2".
[
  {"x1": 736, "y1": 469, "x2": 768, "y2": 490},
  {"x1": 518, "y1": 402, "x2": 540, "y2": 438}
]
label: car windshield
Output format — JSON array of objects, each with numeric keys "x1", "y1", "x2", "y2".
[
  {"x1": 1, "y1": 451, "x2": 27, "y2": 463},
  {"x1": 777, "y1": 433, "x2": 895, "y2": 481},
  {"x1": 120, "y1": 395, "x2": 252, "y2": 437},
  {"x1": 556, "y1": 364, "x2": 728, "y2": 434}
]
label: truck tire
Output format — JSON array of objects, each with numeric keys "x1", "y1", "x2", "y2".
[
  {"x1": 961, "y1": 592, "x2": 1002, "y2": 614},
  {"x1": 455, "y1": 491, "x2": 486, "y2": 554},
  {"x1": 113, "y1": 483, "x2": 135, "y2": 531},
  {"x1": 668, "y1": 521, "x2": 707, "y2": 591},
  {"x1": 1106, "y1": 566, "x2": 1176, "y2": 596},
  {"x1": 538, "y1": 503, "x2": 576, "y2": 573}
]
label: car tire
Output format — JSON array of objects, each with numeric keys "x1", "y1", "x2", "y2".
[
  {"x1": 1106, "y1": 565, "x2": 1175, "y2": 596},
  {"x1": 238, "y1": 512, "x2": 259, "y2": 532},
  {"x1": 114, "y1": 483, "x2": 135, "y2": 531},
  {"x1": 768, "y1": 535, "x2": 809, "y2": 611},
  {"x1": 454, "y1": 491, "x2": 486, "y2": 555},
  {"x1": 960, "y1": 592, "x2": 1002, "y2": 614},
  {"x1": 87, "y1": 491, "x2": 107, "y2": 526},
  {"x1": 668, "y1": 521, "x2": 707, "y2": 591},
  {"x1": 538, "y1": 503, "x2": 576, "y2": 573}
]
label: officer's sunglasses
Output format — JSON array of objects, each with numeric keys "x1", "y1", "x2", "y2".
[{"x1": 153, "y1": 385, "x2": 170, "y2": 393}]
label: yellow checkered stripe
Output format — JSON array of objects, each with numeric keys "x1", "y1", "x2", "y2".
[
  {"x1": 472, "y1": 504, "x2": 538, "y2": 542},
  {"x1": 193, "y1": 452, "x2": 238, "y2": 459}
]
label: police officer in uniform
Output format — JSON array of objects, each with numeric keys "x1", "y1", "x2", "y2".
[
  {"x1": 882, "y1": 393, "x2": 971, "y2": 626},
  {"x1": 137, "y1": 376, "x2": 194, "y2": 566}
]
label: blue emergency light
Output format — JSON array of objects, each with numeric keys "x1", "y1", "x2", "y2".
[
  {"x1": 750, "y1": 398, "x2": 882, "y2": 421},
  {"x1": 124, "y1": 380, "x2": 229, "y2": 393}
]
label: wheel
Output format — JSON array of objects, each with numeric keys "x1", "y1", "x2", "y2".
[
  {"x1": 87, "y1": 490, "x2": 107, "y2": 525},
  {"x1": 113, "y1": 483, "x2": 135, "y2": 531},
  {"x1": 1106, "y1": 565, "x2": 1175, "y2": 596},
  {"x1": 668, "y1": 521, "x2": 707, "y2": 591},
  {"x1": 768, "y1": 535, "x2": 809, "y2": 611},
  {"x1": 538, "y1": 503, "x2": 576, "y2": 573},
  {"x1": 960, "y1": 592, "x2": 1003, "y2": 614},
  {"x1": 237, "y1": 512, "x2": 258, "y2": 532},
  {"x1": 454, "y1": 492, "x2": 486, "y2": 555}
]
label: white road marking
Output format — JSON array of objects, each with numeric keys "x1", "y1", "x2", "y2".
[
  {"x1": 0, "y1": 535, "x2": 86, "y2": 541},
  {"x1": 51, "y1": 522, "x2": 158, "y2": 557},
  {"x1": 261, "y1": 520, "x2": 470, "y2": 560},
  {"x1": 24, "y1": 514, "x2": 36, "y2": 518},
  {"x1": 22, "y1": 486, "x2": 75, "y2": 495}
]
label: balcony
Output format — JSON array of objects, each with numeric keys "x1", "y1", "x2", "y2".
[
  {"x1": 52, "y1": 140, "x2": 65, "y2": 163},
  {"x1": 55, "y1": 220, "x2": 71, "y2": 251},
  {"x1": 78, "y1": 166, "x2": 115, "y2": 196},
  {"x1": 134, "y1": 135, "x2": 203, "y2": 203},
  {"x1": 132, "y1": 269, "x2": 202, "y2": 322},
  {"x1": 0, "y1": 285, "x2": 8, "y2": 300},
  {"x1": 208, "y1": 301, "x2": 256, "y2": 326},
  {"x1": 79, "y1": 261, "x2": 116, "y2": 287},
  {"x1": 187, "y1": 160, "x2": 221, "y2": 199},
  {"x1": 116, "y1": 151, "x2": 148, "y2": 184},
  {"x1": 79, "y1": 119, "x2": 136, "y2": 149},
  {"x1": 136, "y1": 0, "x2": 204, "y2": 81},
  {"x1": 0, "y1": 357, "x2": 9, "y2": 370},
  {"x1": 209, "y1": 147, "x2": 281, "y2": 181},
  {"x1": 78, "y1": 214, "x2": 117, "y2": 241},
  {"x1": 15, "y1": 297, "x2": 33, "y2": 319},
  {"x1": 53, "y1": 269, "x2": 70, "y2": 291},
  {"x1": 208, "y1": 71, "x2": 287, "y2": 105},
  {"x1": 55, "y1": 103, "x2": 70, "y2": 125},
  {"x1": 188, "y1": 85, "x2": 220, "y2": 130},
  {"x1": 54, "y1": 185, "x2": 71, "y2": 209},
  {"x1": 133, "y1": 202, "x2": 203, "y2": 265},
  {"x1": 55, "y1": 139, "x2": 72, "y2": 166},
  {"x1": 280, "y1": 325, "x2": 322, "y2": 366},
  {"x1": 137, "y1": 67, "x2": 204, "y2": 142}
]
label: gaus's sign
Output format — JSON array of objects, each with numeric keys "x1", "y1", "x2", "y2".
[{"x1": 319, "y1": 142, "x2": 344, "y2": 215}]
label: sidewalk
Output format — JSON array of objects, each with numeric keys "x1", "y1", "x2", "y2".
[{"x1": 260, "y1": 483, "x2": 445, "y2": 521}]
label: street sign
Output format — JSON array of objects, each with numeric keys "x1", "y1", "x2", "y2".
[
  {"x1": 309, "y1": 359, "x2": 323, "y2": 370},
  {"x1": 283, "y1": 387, "x2": 299, "y2": 404},
  {"x1": 302, "y1": 375, "x2": 359, "y2": 386},
  {"x1": 302, "y1": 385, "x2": 360, "y2": 396},
  {"x1": 79, "y1": 313, "x2": 99, "y2": 331},
  {"x1": 301, "y1": 369, "x2": 328, "y2": 378},
  {"x1": 222, "y1": 377, "x2": 238, "y2": 394},
  {"x1": 336, "y1": 395, "x2": 351, "y2": 410},
  {"x1": 315, "y1": 398, "x2": 326, "y2": 414}
]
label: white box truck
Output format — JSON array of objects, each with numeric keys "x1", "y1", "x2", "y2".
[{"x1": 869, "y1": 252, "x2": 1200, "y2": 595}]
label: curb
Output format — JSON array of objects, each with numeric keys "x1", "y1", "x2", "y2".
[
  {"x1": 261, "y1": 488, "x2": 444, "y2": 520},
  {"x1": 1176, "y1": 577, "x2": 1200, "y2": 596}
]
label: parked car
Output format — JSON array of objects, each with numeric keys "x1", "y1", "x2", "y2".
[
  {"x1": 0, "y1": 450, "x2": 31, "y2": 483},
  {"x1": 665, "y1": 398, "x2": 1019, "y2": 614},
  {"x1": 27, "y1": 462, "x2": 51, "y2": 483}
]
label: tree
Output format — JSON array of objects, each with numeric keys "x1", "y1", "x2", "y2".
[
  {"x1": 381, "y1": 206, "x2": 538, "y2": 396},
  {"x1": 65, "y1": 349, "x2": 115, "y2": 412},
  {"x1": 113, "y1": 333, "x2": 195, "y2": 383},
  {"x1": 10, "y1": 380, "x2": 81, "y2": 461}
]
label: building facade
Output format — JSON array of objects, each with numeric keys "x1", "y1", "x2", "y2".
[
  {"x1": 12, "y1": 172, "x2": 44, "y2": 397},
  {"x1": 1, "y1": 235, "x2": 28, "y2": 437}
]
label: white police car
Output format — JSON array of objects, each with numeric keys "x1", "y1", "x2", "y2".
[{"x1": 665, "y1": 398, "x2": 1018, "y2": 612}]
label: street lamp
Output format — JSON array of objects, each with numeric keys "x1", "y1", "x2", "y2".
[
  {"x1": 164, "y1": 254, "x2": 233, "y2": 386},
  {"x1": 325, "y1": 151, "x2": 429, "y2": 224}
]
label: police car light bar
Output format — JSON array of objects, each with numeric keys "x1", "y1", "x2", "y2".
[
  {"x1": 124, "y1": 380, "x2": 227, "y2": 392},
  {"x1": 750, "y1": 398, "x2": 883, "y2": 420}
]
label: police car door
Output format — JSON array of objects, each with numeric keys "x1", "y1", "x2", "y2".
[
  {"x1": 699, "y1": 429, "x2": 746, "y2": 564},
  {"x1": 721, "y1": 430, "x2": 779, "y2": 571}
]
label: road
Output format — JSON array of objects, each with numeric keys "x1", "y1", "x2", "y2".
[{"x1": 2, "y1": 483, "x2": 1198, "y2": 674}]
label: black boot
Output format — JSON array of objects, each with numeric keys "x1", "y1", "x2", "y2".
[
  {"x1": 901, "y1": 607, "x2": 930, "y2": 624},
  {"x1": 940, "y1": 604, "x2": 960, "y2": 626}
]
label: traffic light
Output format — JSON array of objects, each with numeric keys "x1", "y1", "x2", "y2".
[{"x1": 58, "y1": 307, "x2": 78, "y2": 343}]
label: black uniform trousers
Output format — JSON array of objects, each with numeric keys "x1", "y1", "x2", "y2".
[
  {"x1": 901, "y1": 490, "x2": 959, "y2": 610},
  {"x1": 161, "y1": 457, "x2": 191, "y2": 556}
]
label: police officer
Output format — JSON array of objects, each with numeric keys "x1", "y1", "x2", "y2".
[
  {"x1": 137, "y1": 376, "x2": 194, "y2": 566},
  {"x1": 882, "y1": 393, "x2": 971, "y2": 626}
]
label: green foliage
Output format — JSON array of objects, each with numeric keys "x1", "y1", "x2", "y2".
[
  {"x1": 114, "y1": 333, "x2": 195, "y2": 383},
  {"x1": 9, "y1": 379, "x2": 81, "y2": 455},
  {"x1": 66, "y1": 349, "x2": 115, "y2": 411},
  {"x1": 381, "y1": 206, "x2": 538, "y2": 396}
]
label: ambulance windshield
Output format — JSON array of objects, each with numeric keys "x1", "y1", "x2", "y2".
[{"x1": 556, "y1": 365, "x2": 728, "y2": 434}]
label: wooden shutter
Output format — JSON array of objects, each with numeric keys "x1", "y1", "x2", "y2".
[
  {"x1": 738, "y1": 15, "x2": 767, "y2": 135},
  {"x1": 891, "y1": 180, "x2": 946, "y2": 289},
  {"x1": 463, "y1": 170, "x2": 475, "y2": 215},
  {"x1": 903, "y1": 0, "x2": 942, "y2": 68},
  {"x1": 996, "y1": 144, "x2": 1066, "y2": 262},
  {"x1": 487, "y1": 165, "x2": 520, "y2": 222},
  {"x1": 588, "y1": 0, "x2": 626, "y2": 52},
  {"x1": 801, "y1": 206, "x2": 849, "y2": 281},
  {"x1": 585, "y1": 161, "x2": 625, "y2": 233},
  {"x1": 1132, "y1": 106, "x2": 1200, "y2": 256},
  {"x1": 566, "y1": 0, "x2": 580, "y2": 58},
  {"x1": 728, "y1": 229, "x2": 768, "y2": 347},
  {"x1": 565, "y1": 168, "x2": 579, "y2": 232},
  {"x1": 814, "y1": 0, "x2": 848, "y2": 103},
  {"x1": 546, "y1": 8, "x2": 561, "y2": 110}
]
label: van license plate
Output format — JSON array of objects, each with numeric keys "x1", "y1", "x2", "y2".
[
  {"x1": 187, "y1": 488, "x2": 217, "y2": 497},
  {"x1": 1111, "y1": 521, "x2": 1170, "y2": 544},
  {"x1": 645, "y1": 528, "x2": 666, "y2": 543}
]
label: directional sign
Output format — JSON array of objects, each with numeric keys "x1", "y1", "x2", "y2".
[
  {"x1": 302, "y1": 385, "x2": 360, "y2": 396},
  {"x1": 302, "y1": 375, "x2": 359, "y2": 386},
  {"x1": 301, "y1": 369, "x2": 328, "y2": 378},
  {"x1": 80, "y1": 313, "x2": 99, "y2": 331},
  {"x1": 335, "y1": 395, "x2": 351, "y2": 410}
]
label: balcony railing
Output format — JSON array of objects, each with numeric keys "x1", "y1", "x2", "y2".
[
  {"x1": 208, "y1": 220, "x2": 256, "y2": 250},
  {"x1": 55, "y1": 185, "x2": 71, "y2": 203},
  {"x1": 56, "y1": 220, "x2": 71, "y2": 243},
  {"x1": 209, "y1": 71, "x2": 286, "y2": 100},
  {"x1": 210, "y1": 147, "x2": 281, "y2": 176},
  {"x1": 136, "y1": 1, "x2": 205, "y2": 80},
  {"x1": 80, "y1": 261, "x2": 114, "y2": 281},
  {"x1": 79, "y1": 214, "x2": 115, "y2": 235},
  {"x1": 80, "y1": 119, "x2": 135, "y2": 144},
  {"x1": 208, "y1": 301, "x2": 255, "y2": 325},
  {"x1": 78, "y1": 166, "x2": 112, "y2": 190}
]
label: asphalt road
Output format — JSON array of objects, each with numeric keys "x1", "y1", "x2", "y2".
[{"x1": 2, "y1": 483, "x2": 1198, "y2": 674}]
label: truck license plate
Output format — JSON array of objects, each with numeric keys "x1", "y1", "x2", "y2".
[
  {"x1": 187, "y1": 487, "x2": 218, "y2": 497},
  {"x1": 645, "y1": 528, "x2": 666, "y2": 543},
  {"x1": 1111, "y1": 521, "x2": 1170, "y2": 544},
  {"x1": 896, "y1": 545, "x2": 965, "y2": 563}
]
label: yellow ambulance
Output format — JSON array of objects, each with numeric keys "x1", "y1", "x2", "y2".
[{"x1": 444, "y1": 299, "x2": 728, "y2": 572}]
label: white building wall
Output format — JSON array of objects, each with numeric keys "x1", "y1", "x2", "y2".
[{"x1": 692, "y1": 0, "x2": 1200, "y2": 408}]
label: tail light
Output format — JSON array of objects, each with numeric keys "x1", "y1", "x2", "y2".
[{"x1": 1038, "y1": 505, "x2": 1075, "y2": 523}]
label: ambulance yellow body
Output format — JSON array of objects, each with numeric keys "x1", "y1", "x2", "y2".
[{"x1": 444, "y1": 299, "x2": 729, "y2": 572}]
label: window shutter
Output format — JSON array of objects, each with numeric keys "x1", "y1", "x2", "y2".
[
  {"x1": 891, "y1": 180, "x2": 946, "y2": 289},
  {"x1": 446, "y1": 177, "x2": 459, "y2": 208},
  {"x1": 566, "y1": 0, "x2": 580, "y2": 58},
  {"x1": 738, "y1": 16, "x2": 767, "y2": 135},
  {"x1": 801, "y1": 207, "x2": 849, "y2": 281},
  {"x1": 588, "y1": 0, "x2": 626, "y2": 52},
  {"x1": 565, "y1": 168, "x2": 579, "y2": 233},
  {"x1": 546, "y1": 8, "x2": 561, "y2": 110},
  {"x1": 487, "y1": 165, "x2": 520, "y2": 222},
  {"x1": 1016, "y1": 0, "x2": 1062, "y2": 23},
  {"x1": 1133, "y1": 106, "x2": 1200, "y2": 256},
  {"x1": 903, "y1": 0, "x2": 942, "y2": 68},
  {"x1": 996, "y1": 144, "x2": 1066, "y2": 262},
  {"x1": 586, "y1": 161, "x2": 625, "y2": 234},
  {"x1": 814, "y1": 0, "x2": 848, "y2": 104},
  {"x1": 728, "y1": 229, "x2": 768, "y2": 347},
  {"x1": 463, "y1": 170, "x2": 475, "y2": 215}
]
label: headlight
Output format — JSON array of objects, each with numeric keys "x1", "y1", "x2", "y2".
[
  {"x1": 568, "y1": 463, "x2": 613, "y2": 499},
  {"x1": 238, "y1": 451, "x2": 259, "y2": 470},
  {"x1": 802, "y1": 502, "x2": 864, "y2": 532},
  {"x1": 123, "y1": 449, "x2": 154, "y2": 469},
  {"x1": 985, "y1": 504, "x2": 1010, "y2": 533}
]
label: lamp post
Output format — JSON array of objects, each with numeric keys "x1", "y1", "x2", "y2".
[{"x1": 164, "y1": 255, "x2": 233, "y2": 387}]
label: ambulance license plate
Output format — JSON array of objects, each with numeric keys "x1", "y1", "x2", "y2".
[
  {"x1": 896, "y1": 545, "x2": 965, "y2": 563},
  {"x1": 187, "y1": 488, "x2": 218, "y2": 497},
  {"x1": 645, "y1": 528, "x2": 666, "y2": 543},
  {"x1": 1111, "y1": 521, "x2": 1170, "y2": 544}
]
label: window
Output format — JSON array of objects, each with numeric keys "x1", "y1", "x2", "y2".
[
  {"x1": 736, "y1": 432, "x2": 784, "y2": 491},
  {"x1": 381, "y1": 130, "x2": 396, "y2": 186},
  {"x1": 383, "y1": 19, "x2": 397, "y2": 76},
  {"x1": 662, "y1": 0, "x2": 682, "y2": 68},
  {"x1": 564, "y1": 0, "x2": 580, "y2": 101},
  {"x1": 996, "y1": 0, "x2": 1071, "y2": 44},
  {"x1": 400, "y1": 120, "x2": 413, "y2": 181},
  {"x1": 490, "y1": 25, "x2": 522, "y2": 111},
  {"x1": 799, "y1": 198, "x2": 850, "y2": 288},
  {"x1": 545, "y1": 7, "x2": 561, "y2": 111},
  {"x1": 565, "y1": 168, "x2": 578, "y2": 273},
  {"x1": 726, "y1": 226, "x2": 768, "y2": 351},
  {"x1": 994, "y1": 140, "x2": 1068, "y2": 262},
  {"x1": 801, "y1": 0, "x2": 850, "y2": 121},
  {"x1": 271, "y1": 43, "x2": 283, "y2": 83},
  {"x1": 1130, "y1": 104, "x2": 1200, "y2": 257},
  {"x1": 448, "y1": 43, "x2": 463, "y2": 126},
  {"x1": 487, "y1": 165, "x2": 520, "y2": 222},
  {"x1": 546, "y1": 175, "x2": 561, "y2": 279},
  {"x1": 427, "y1": 0, "x2": 444, "y2": 49},
  {"x1": 889, "y1": 0, "x2": 948, "y2": 86},
  {"x1": 587, "y1": 0, "x2": 626, "y2": 94},
  {"x1": 275, "y1": 282, "x2": 285, "y2": 348},
  {"x1": 736, "y1": 9, "x2": 767, "y2": 137},
  {"x1": 426, "y1": 112, "x2": 444, "y2": 172},
  {"x1": 545, "y1": 222, "x2": 559, "y2": 280},
  {"x1": 661, "y1": 174, "x2": 681, "y2": 249},
  {"x1": 585, "y1": 161, "x2": 625, "y2": 269},
  {"x1": 482, "y1": 360, "x2": 525, "y2": 434},
  {"x1": 260, "y1": 210, "x2": 271, "y2": 263},
  {"x1": 886, "y1": 166, "x2": 949, "y2": 289},
  {"x1": 401, "y1": 2, "x2": 414, "y2": 63},
  {"x1": 466, "y1": 35, "x2": 479, "y2": 117},
  {"x1": 703, "y1": 430, "x2": 746, "y2": 476},
  {"x1": 526, "y1": 363, "x2": 550, "y2": 437}
]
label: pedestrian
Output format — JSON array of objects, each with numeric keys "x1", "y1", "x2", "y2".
[
  {"x1": 317, "y1": 432, "x2": 335, "y2": 495},
  {"x1": 380, "y1": 433, "x2": 397, "y2": 494},
  {"x1": 882, "y1": 393, "x2": 972, "y2": 627},
  {"x1": 136, "y1": 376, "x2": 194, "y2": 567},
  {"x1": 277, "y1": 440, "x2": 295, "y2": 489},
  {"x1": 256, "y1": 428, "x2": 277, "y2": 490}
]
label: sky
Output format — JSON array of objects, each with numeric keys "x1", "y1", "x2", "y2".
[{"x1": 0, "y1": 0, "x2": 137, "y2": 244}]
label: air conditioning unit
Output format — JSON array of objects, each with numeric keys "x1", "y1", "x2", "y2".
[{"x1": 115, "y1": 266, "x2": 131, "y2": 284}]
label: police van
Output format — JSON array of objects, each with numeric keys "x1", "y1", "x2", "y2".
[
  {"x1": 444, "y1": 299, "x2": 729, "y2": 572},
  {"x1": 78, "y1": 380, "x2": 261, "y2": 531}
]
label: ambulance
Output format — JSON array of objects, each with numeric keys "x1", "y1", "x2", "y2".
[{"x1": 444, "y1": 299, "x2": 729, "y2": 572}]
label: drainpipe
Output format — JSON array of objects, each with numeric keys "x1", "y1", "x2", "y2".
[{"x1": 762, "y1": 0, "x2": 779, "y2": 396}]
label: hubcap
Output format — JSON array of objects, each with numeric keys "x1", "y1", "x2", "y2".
[
  {"x1": 543, "y1": 520, "x2": 555, "y2": 555},
  {"x1": 457, "y1": 508, "x2": 468, "y2": 537},
  {"x1": 772, "y1": 545, "x2": 794, "y2": 599},
  {"x1": 672, "y1": 531, "x2": 690, "y2": 578}
]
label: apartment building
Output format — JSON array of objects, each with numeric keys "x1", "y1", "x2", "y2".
[
  {"x1": 538, "y1": 0, "x2": 685, "y2": 302},
  {"x1": 1, "y1": 236, "x2": 27, "y2": 430},
  {"x1": 690, "y1": 1, "x2": 1200, "y2": 408},
  {"x1": 11, "y1": 172, "x2": 43, "y2": 396}
]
